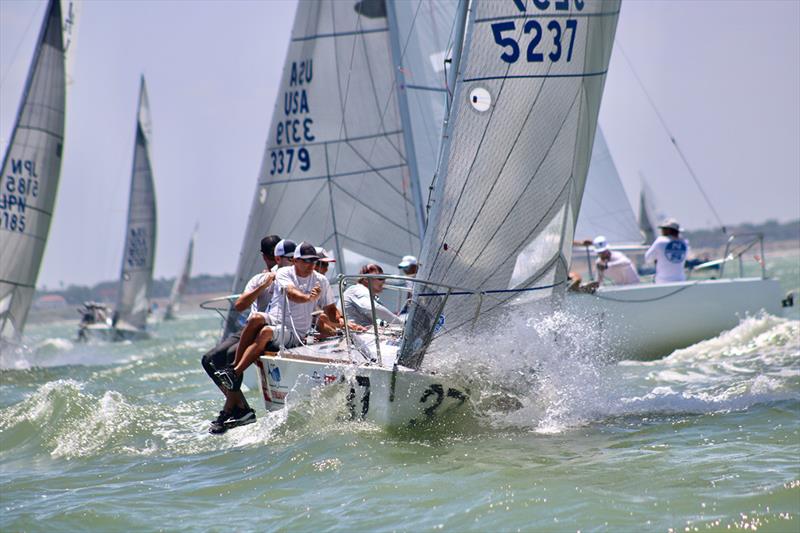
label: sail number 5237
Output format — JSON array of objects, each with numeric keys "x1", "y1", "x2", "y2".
[{"x1": 491, "y1": 19, "x2": 578, "y2": 64}]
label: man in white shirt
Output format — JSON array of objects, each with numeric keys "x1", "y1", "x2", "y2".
[
  {"x1": 217, "y1": 242, "x2": 340, "y2": 391},
  {"x1": 397, "y1": 255, "x2": 418, "y2": 313},
  {"x1": 343, "y1": 264, "x2": 402, "y2": 327},
  {"x1": 645, "y1": 218, "x2": 691, "y2": 283},
  {"x1": 202, "y1": 234, "x2": 281, "y2": 434},
  {"x1": 593, "y1": 236, "x2": 640, "y2": 286}
]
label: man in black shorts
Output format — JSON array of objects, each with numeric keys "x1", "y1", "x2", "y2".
[{"x1": 201, "y1": 234, "x2": 281, "y2": 434}]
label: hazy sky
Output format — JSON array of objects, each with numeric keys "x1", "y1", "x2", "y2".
[{"x1": 1, "y1": 0, "x2": 798, "y2": 289}]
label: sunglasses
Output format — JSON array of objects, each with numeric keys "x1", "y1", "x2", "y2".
[{"x1": 298, "y1": 258, "x2": 317, "y2": 264}]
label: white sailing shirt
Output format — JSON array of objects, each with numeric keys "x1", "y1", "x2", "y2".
[
  {"x1": 268, "y1": 266, "x2": 332, "y2": 336},
  {"x1": 342, "y1": 283, "x2": 400, "y2": 326},
  {"x1": 597, "y1": 251, "x2": 640, "y2": 285},
  {"x1": 243, "y1": 271, "x2": 276, "y2": 317},
  {"x1": 645, "y1": 236, "x2": 690, "y2": 283}
]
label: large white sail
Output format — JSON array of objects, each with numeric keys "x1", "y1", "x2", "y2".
[
  {"x1": 226, "y1": 0, "x2": 422, "y2": 334},
  {"x1": 116, "y1": 77, "x2": 157, "y2": 331},
  {"x1": 0, "y1": 0, "x2": 66, "y2": 342},
  {"x1": 574, "y1": 127, "x2": 641, "y2": 244},
  {"x1": 164, "y1": 226, "x2": 196, "y2": 320},
  {"x1": 399, "y1": 0, "x2": 621, "y2": 368}
]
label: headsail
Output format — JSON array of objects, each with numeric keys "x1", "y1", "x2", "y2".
[
  {"x1": 164, "y1": 225, "x2": 196, "y2": 320},
  {"x1": 574, "y1": 127, "x2": 641, "y2": 244},
  {"x1": 116, "y1": 77, "x2": 157, "y2": 331},
  {"x1": 0, "y1": 0, "x2": 66, "y2": 342},
  {"x1": 399, "y1": 0, "x2": 621, "y2": 368},
  {"x1": 225, "y1": 0, "x2": 421, "y2": 336}
]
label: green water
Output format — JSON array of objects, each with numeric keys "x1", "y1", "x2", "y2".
[{"x1": 1, "y1": 252, "x2": 798, "y2": 532}]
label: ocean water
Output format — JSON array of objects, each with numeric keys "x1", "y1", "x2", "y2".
[{"x1": 2, "y1": 252, "x2": 798, "y2": 532}]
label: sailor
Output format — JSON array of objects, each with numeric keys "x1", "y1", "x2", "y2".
[
  {"x1": 593, "y1": 236, "x2": 640, "y2": 286},
  {"x1": 313, "y1": 248, "x2": 345, "y2": 337},
  {"x1": 201, "y1": 234, "x2": 281, "y2": 435},
  {"x1": 645, "y1": 218, "x2": 691, "y2": 283},
  {"x1": 216, "y1": 242, "x2": 339, "y2": 391},
  {"x1": 343, "y1": 264, "x2": 402, "y2": 327},
  {"x1": 397, "y1": 255, "x2": 418, "y2": 313}
]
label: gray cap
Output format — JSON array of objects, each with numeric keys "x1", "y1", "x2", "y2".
[{"x1": 658, "y1": 218, "x2": 682, "y2": 232}]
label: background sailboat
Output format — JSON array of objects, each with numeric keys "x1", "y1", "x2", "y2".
[
  {"x1": 79, "y1": 76, "x2": 157, "y2": 342},
  {"x1": 164, "y1": 225, "x2": 196, "y2": 320},
  {"x1": 0, "y1": 0, "x2": 69, "y2": 349}
]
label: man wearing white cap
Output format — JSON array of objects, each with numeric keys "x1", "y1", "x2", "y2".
[
  {"x1": 593, "y1": 236, "x2": 640, "y2": 286},
  {"x1": 645, "y1": 218, "x2": 691, "y2": 283},
  {"x1": 397, "y1": 255, "x2": 418, "y2": 313}
]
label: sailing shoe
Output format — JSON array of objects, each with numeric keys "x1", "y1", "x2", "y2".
[
  {"x1": 224, "y1": 406, "x2": 256, "y2": 429},
  {"x1": 209, "y1": 410, "x2": 231, "y2": 435}
]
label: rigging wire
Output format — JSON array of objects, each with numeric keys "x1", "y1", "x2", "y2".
[
  {"x1": 0, "y1": 2, "x2": 42, "y2": 89},
  {"x1": 615, "y1": 42, "x2": 726, "y2": 233}
]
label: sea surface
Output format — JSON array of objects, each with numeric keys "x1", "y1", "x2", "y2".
[{"x1": 2, "y1": 251, "x2": 799, "y2": 532}]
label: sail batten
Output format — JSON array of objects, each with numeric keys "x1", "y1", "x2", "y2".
[
  {"x1": 0, "y1": 0, "x2": 67, "y2": 342},
  {"x1": 399, "y1": 0, "x2": 621, "y2": 368}
]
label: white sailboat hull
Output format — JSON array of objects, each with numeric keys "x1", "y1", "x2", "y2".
[
  {"x1": 564, "y1": 277, "x2": 784, "y2": 360},
  {"x1": 255, "y1": 354, "x2": 468, "y2": 429},
  {"x1": 79, "y1": 323, "x2": 151, "y2": 342}
]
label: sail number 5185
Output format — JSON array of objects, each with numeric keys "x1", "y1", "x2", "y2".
[{"x1": 491, "y1": 19, "x2": 578, "y2": 64}]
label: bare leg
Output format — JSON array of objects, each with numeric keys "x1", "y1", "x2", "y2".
[
  {"x1": 233, "y1": 314, "x2": 267, "y2": 367},
  {"x1": 234, "y1": 326, "x2": 274, "y2": 376}
]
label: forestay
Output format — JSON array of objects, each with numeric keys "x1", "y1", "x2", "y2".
[
  {"x1": 574, "y1": 127, "x2": 641, "y2": 244},
  {"x1": 0, "y1": 0, "x2": 67, "y2": 342},
  {"x1": 226, "y1": 0, "x2": 422, "y2": 334},
  {"x1": 116, "y1": 77, "x2": 157, "y2": 331},
  {"x1": 399, "y1": 0, "x2": 621, "y2": 368}
]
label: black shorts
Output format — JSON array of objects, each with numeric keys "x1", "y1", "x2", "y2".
[{"x1": 201, "y1": 332, "x2": 241, "y2": 388}]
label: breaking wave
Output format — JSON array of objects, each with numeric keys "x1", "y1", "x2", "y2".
[{"x1": 424, "y1": 309, "x2": 799, "y2": 435}]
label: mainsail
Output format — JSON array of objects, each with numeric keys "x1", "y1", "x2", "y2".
[
  {"x1": 116, "y1": 77, "x2": 157, "y2": 331},
  {"x1": 164, "y1": 226, "x2": 196, "y2": 320},
  {"x1": 0, "y1": 0, "x2": 66, "y2": 342},
  {"x1": 574, "y1": 127, "x2": 641, "y2": 244},
  {"x1": 399, "y1": 0, "x2": 621, "y2": 368},
  {"x1": 225, "y1": 0, "x2": 422, "y2": 335}
]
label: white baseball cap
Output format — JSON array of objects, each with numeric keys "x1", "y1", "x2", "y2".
[
  {"x1": 592, "y1": 236, "x2": 609, "y2": 253},
  {"x1": 315, "y1": 247, "x2": 336, "y2": 263},
  {"x1": 398, "y1": 255, "x2": 418, "y2": 268}
]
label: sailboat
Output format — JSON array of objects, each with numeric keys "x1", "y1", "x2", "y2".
[
  {"x1": 239, "y1": 0, "x2": 620, "y2": 427},
  {"x1": 78, "y1": 77, "x2": 157, "y2": 342},
  {"x1": 564, "y1": 146, "x2": 785, "y2": 360},
  {"x1": 164, "y1": 226, "x2": 196, "y2": 320},
  {"x1": 0, "y1": 0, "x2": 75, "y2": 351}
]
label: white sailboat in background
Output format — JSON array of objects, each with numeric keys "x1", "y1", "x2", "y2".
[
  {"x1": 564, "y1": 147, "x2": 784, "y2": 360},
  {"x1": 0, "y1": 0, "x2": 77, "y2": 351},
  {"x1": 79, "y1": 77, "x2": 157, "y2": 342},
  {"x1": 250, "y1": 0, "x2": 620, "y2": 427},
  {"x1": 164, "y1": 225, "x2": 196, "y2": 320}
]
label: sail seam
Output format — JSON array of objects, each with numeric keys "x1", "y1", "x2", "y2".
[
  {"x1": 475, "y1": 9, "x2": 620, "y2": 23},
  {"x1": 330, "y1": 182, "x2": 418, "y2": 236},
  {"x1": 292, "y1": 27, "x2": 388, "y2": 42},
  {"x1": 12, "y1": 125, "x2": 64, "y2": 141},
  {"x1": 464, "y1": 70, "x2": 607, "y2": 82}
]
